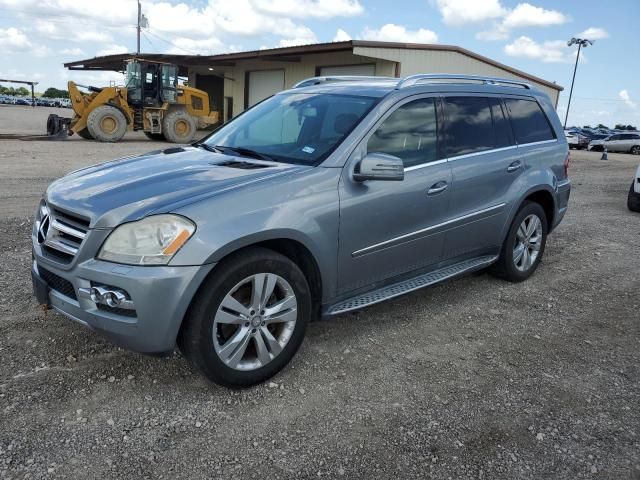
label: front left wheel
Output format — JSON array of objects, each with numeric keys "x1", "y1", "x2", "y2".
[{"x1": 178, "y1": 247, "x2": 311, "y2": 388}]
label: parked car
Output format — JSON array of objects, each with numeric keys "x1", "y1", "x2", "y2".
[
  {"x1": 565, "y1": 130, "x2": 589, "y2": 149},
  {"x1": 629, "y1": 163, "x2": 640, "y2": 212},
  {"x1": 31, "y1": 74, "x2": 571, "y2": 387},
  {"x1": 590, "y1": 133, "x2": 640, "y2": 154}
]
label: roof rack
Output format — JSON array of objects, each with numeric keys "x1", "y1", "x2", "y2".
[
  {"x1": 293, "y1": 76, "x2": 397, "y2": 88},
  {"x1": 396, "y1": 74, "x2": 531, "y2": 90}
]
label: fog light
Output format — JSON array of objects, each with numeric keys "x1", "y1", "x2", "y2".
[{"x1": 81, "y1": 285, "x2": 135, "y2": 310}]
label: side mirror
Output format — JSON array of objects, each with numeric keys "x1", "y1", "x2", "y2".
[{"x1": 353, "y1": 153, "x2": 404, "y2": 182}]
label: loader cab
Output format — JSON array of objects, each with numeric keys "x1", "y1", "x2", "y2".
[{"x1": 125, "y1": 60, "x2": 179, "y2": 107}]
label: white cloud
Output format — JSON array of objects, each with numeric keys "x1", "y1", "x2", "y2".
[
  {"x1": 34, "y1": 20, "x2": 113, "y2": 43},
  {"x1": 333, "y1": 28, "x2": 352, "y2": 42},
  {"x1": 504, "y1": 36, "x2": 571, "y2": 63},
  {"x1": 362, "y1": 23, "x2": 438, "y2": 43},
  {"x1": 60, "y1": 47, "x2": 86, "y2": 56},
  {"x1": 619, "y1": 90, "x2": 636, "y2": 109},
  {"x1": 96, "y1": 44, "x2": 129, "y2": 57},
  {"x1": 435, "y1": 0, "x2": 505, "y2": 26},
  {"x1": 277, "y1": 26, "x2": 318, "y2": 47},
  {"x1": 165, "y1": 37, "x2": 225, "y2": 55},
  {"x1": 577, "y1": 27, "x2": 609, "y2": 40},
  {"x1": 0, "y1": 26, "x2": 50, "y2": 57},
  {"x1": 502, "y1": 3, "x2": 568, "y2": 29},
  {"x1": 0, "y1": 27, "x2": 31, "y2": 50},
  {"x1": 437, "y1": 1, "x2": 570, "y2": 41},
  {"x1": 254, "y1": 0, "x2": 363, "y2": 18}
]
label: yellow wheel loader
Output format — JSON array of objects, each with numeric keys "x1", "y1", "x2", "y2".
[{"x1": 47, "y1": 59, "x2": 219, "y2": 143}]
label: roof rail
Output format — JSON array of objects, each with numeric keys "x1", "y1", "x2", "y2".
[
  {"x1": 396, "y1": 74, "x2": 532, "y2": 90},
  {"x1": 293, "y1": 76, "x2": 397, "y2": 88}
]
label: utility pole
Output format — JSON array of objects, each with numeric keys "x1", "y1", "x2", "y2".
[
  {"x1": 564, "y1": 37, "x2": 594, "y2": 129},
  {"x1": 136, "y1": 0, "x2": 141, "y2": 56}
]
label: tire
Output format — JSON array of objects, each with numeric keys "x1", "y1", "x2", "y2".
[
  {"x1": 86, "y1": 105, "x2": 127, "y2": 142},
  {"x1": 144, "y1": 131, "x2": 165, "y2": 141},
  {"x1": 162, "y1": 109, "x2": 197, "y2": 143},
  {"x1": 76, "y1": 128, "x2": 93, "y2": 140},
  {"x1": 630, "y1": 145, "x2": 640, "y2": 155},
  {"x1": 628, "y1": 182, "x2": 640, "y2": 212},
  {"x1": 490, "y1": 201, "x2": 548, "y2": 282},
  {"x1": 178, "y1": 247, "x2": 311, "y2": 388}
]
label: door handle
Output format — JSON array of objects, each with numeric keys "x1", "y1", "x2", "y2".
[
  {"x1": 427, "y1": 181, "x2": 448, "y2": 195},
  {"x1": 507, "y1": 161, "x2": 522, "y2": 173}
]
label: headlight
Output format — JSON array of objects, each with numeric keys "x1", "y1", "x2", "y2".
[{"x1": 97, "y1": 215, "x2": 195, "y2": 265}]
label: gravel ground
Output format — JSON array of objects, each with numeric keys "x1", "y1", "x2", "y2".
[{"x1": 1, "y1": 105, "x2": 639, "y2": 479}]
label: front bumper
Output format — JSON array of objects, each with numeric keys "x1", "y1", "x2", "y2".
[{"x1": 31, "y1": 254, "x2": 215, "y2": 353}]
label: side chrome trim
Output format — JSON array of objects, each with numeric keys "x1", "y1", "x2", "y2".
[
  {"x1": 447, "y1": 145, "x2": 518, "y2": 162},
  {"x1": 352, "y1": 202, "x2": 506, "y2": 257},
  {"x1": 518, "y1": 139, "x2": 558, "y2": 147},
  {"x1": 404, "y1": 158, "x2": 448, "y2": 172}
]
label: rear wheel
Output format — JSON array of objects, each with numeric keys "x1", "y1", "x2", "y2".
[
  {"x1": 144, "y1": 131, "x2": 165, "y2": 141},
  {"x1": 178, "y1": 247, "x2": 311, "y2": 388},
  {"x1": 76, "y1": 128, "x2": 93, "y2": 140},
  {"x1": 87, "y1": 105, "x2": 127, "y2": 142},
  {"x1": 162, "y1": 109, "x2": 197, "y2": 143},
  {"x1": 628, "y1": 182, "x2": 640, "y2": 212},
  {"x1": 490, "y1": 201, "x2": 547, "y2": 282},
  {"x1": 631, "y1": 145, "x2": 640, "y2": 155}
]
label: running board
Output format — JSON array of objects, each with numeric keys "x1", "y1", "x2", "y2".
[{"x1": 325, "y1": 255, "x2": 498, "y2": 316}]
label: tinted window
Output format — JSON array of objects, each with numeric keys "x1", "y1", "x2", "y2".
[
  {"x1": 367, "y1": 98, "x2": 438, "y2": 168},
  {"x1": 443, "y1": 97, "x2": 493, "y2": 157},
  {"x1": 489, "y1": 98, "x2": 513, "y2": 148},
  {"x1": 504, "y1": 98, "x2": 556, "y2": 144}
]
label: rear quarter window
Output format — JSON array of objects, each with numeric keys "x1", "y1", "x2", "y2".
[{"x1": 504, "y1": 98, "x2": 556, "y2": 145}]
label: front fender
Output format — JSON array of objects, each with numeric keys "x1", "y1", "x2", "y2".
[{"x1": 169, "y1": 167, "x2": 341, "y2": 301}]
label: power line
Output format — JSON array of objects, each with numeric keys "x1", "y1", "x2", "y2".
[{"x1": 142, "y1": 28, "x2": 199, "y2": 55}]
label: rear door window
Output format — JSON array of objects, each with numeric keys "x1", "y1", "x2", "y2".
[
  {"x1": 443, "y1": 96, "x2": 494, "y2": 157},
  {"x1": 503, "y1": 98, "x2": 556, "y2": 144}
]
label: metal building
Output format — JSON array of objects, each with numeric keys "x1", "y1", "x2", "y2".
[{"x1": 65, "y1": 40, "x2": 563, "y2": 125}]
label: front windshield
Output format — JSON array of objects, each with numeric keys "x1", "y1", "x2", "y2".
[{"x1": 203, "y1": 93, "x2": 377, "y2": 165}]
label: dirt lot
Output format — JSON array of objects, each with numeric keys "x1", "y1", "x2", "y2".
[{"x1": 1, "y1": 105, "x2": 639, "y2": 479}]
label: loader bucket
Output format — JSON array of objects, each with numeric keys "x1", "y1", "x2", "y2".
[{"x1": 46, "y1": 114, "x2": 72, "y2": 139}]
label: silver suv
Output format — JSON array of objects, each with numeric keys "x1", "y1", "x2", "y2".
[{"x1": 31, "y1": 74, "x2": 571, "y2": 387}]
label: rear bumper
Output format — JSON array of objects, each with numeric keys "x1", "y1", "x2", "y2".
[
  {"x1": 552, "y1": 179, "x2": 571, "y2": 231},
  {"x1": 31, "y1": 255, "x2": 214, "y2": 353}
]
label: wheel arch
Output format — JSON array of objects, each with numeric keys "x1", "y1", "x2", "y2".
[{"x1": 503, "y1": 185, "x2": 557, "y2": 243}]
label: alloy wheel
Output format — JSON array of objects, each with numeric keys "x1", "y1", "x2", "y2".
[
  {"x1": 513, "y1": 214, "x2": 543, "y2": 272},
  {"x1": 212, "y1": 273, "x2": 297, "y2": 371}
]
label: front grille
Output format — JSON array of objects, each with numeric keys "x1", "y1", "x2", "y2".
[
  {"x1": 38, "y1": 266, "x2": 77, "y2": 300},
  {"x1": 36, "y1": 203, "x2": 90, "y2": 264}
]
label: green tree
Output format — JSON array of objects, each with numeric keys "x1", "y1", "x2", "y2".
[
  {"x1": 42, "y1": 87, "x2": 69, "y2": 99},
  {"x1": 596, "y1": 124, "x2": 608, "y2": 130}
]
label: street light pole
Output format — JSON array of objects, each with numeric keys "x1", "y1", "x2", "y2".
[
  {"x1": 564, "y1": 37, "x2": 594, "y2": 129},
  {"x1": 136, "y1": 0, "x2": 141, "y2": 56}
]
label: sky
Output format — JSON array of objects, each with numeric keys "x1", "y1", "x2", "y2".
[{"x1": 1, "y1": 0, "x2": 638, "y2": 127}]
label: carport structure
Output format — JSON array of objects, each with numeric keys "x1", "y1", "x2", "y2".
[{"x1": 65, "y1": 40, "x2": 563, "y2": 124}]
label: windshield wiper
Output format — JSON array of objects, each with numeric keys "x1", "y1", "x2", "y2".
[
  {"x1": 193, "y1": 142, "x2": 224, "y2": 154},
  {"x1": 214, "y1": 145, "x2": 274, "y2": 162}
]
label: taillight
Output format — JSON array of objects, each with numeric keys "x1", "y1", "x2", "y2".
[{"x1": 564, "y1": 151, "x2": 571, "y2": 178}]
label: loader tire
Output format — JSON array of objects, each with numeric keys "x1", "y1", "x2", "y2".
[
  {"x1": 77, "y1": 128, "x2": 93, "y2": 140},
  {"x1": 87, "y1": 105, "x2": 127, "y2": 142},
  {"x1": 144, "y1": 132, "x2": 165, "y2": 141},
  {"x1": 162, "y1": 109, "x2": 197, "y2": 143}
]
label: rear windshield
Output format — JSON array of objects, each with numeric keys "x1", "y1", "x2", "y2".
[{"x1": 203, "y1": 93, "x2": 377, "y2": 165}]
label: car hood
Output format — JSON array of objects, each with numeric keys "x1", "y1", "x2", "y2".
[{"x1": 46, "y1": 146, "x2": 309, "y2": 228}]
